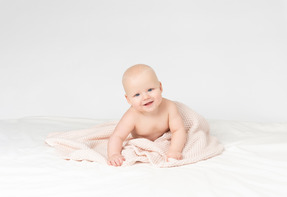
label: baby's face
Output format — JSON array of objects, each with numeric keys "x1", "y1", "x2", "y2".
[{"x1": 124, "y1": 70, "x2": 163, "y2": 113}]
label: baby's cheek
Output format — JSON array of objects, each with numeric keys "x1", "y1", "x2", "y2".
[{"x1": 156, "y1": 94, "x2": 163, "y2": 101}]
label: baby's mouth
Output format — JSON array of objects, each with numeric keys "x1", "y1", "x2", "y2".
[{"x1": 144, "y1": 101, "x2": 154, "y2": 106}]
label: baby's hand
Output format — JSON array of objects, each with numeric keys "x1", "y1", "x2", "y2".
[
  {"x1": 166, "y1": 151, "x2": 183, "y2": 161},
  {"x1": 107, "y1": 154, "x2": 125, "y2": 167}
]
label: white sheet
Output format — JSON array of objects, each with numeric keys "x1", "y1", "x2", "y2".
[{"x1": 0, "y1": 117, "x2": 287, "y2": 197}]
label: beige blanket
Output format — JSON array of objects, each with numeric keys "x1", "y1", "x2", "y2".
[{"x1": 45, "y1": 102, "x2": 224, "y2": 167}]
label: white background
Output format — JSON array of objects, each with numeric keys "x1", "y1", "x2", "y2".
[{"x1": 0, "y1": 0, "x2": 286, "y2": 122}]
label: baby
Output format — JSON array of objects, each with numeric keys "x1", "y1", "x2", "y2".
[{"x1": 107, "y1": 64, "x2": 187, "y2": 166}]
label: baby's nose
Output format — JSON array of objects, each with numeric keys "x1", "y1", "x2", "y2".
[{"x1": 143, "y1": 92, "x2": 150, "y2": 99}]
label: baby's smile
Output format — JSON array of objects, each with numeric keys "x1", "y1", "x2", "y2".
[{"x1": 144, "y1": 101, "x2": 154, "y2": 106}]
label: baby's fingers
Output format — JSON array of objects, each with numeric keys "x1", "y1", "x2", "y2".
[
  {"x1": 166, "y1": 153, "x2": 183, "y2": 161},
  {"x1": 176, "y1": 154, "x2": 183, "y2": 160},
  {"x1": 109, "y1": 157, "x2": 125, "y2": 167},
  {"x1": 115, "y1": 158, "x2": 122, "y2": 166},
  {"x1": 107, "y1": 154, "x2": 125, "y2": 166}
]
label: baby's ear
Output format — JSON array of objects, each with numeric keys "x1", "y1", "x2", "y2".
[
  {"x1": 125, "y1": 95, "x2": 131, "y2": 104},
  {"x1": 159, "y1": 82, "x2": 163, "y2": 92}
]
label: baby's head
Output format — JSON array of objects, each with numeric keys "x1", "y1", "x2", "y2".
[{"x1": 122, "y1": 64, "x2": 163, "y2": 113}]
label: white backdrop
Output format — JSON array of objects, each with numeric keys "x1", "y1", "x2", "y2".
[{"x1": 0, "y1": 0, "x2": 286, "y2": 122}]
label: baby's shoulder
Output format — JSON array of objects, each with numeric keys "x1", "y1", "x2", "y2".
[
  {"x1": 162, "y1": 98, "x2": 177, "y2": 110},
  {"x1": 125, "y1": 106, "x2": 137, "y2": 115},
  {"x1": 116, "y1": 107, "x2": 137, "y2": 129},
  {"x1": 161, "y1": 99, "x2": 181, "y2": 118}
]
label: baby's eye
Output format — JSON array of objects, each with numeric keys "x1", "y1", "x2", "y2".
[
  {"x1": 148, "y1": 88, "x2": 153, "y2": 92},
  {"x1": 134, "y1": 93, "x2": 140, "y2": 97}
]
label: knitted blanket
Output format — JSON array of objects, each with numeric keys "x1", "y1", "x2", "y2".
[{"x1": 45, "y1": 102, "x2": 224, "y2": 167}]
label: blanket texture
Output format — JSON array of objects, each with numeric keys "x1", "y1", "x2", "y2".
[{"x1": 45, "y1": 102, "x2": 224, "y2": 167}]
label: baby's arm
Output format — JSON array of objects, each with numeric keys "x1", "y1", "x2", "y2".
[
  {"x1": 167, "y1": 102, "x2": 187, "y2": 160},
  {"x1": 107, "y1": 110, "x2": 134, "y2": 166}
]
